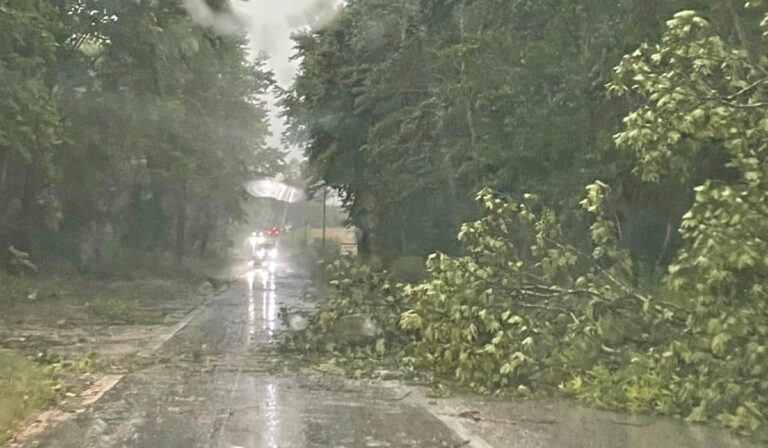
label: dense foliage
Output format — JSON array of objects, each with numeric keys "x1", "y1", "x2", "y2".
[
  {"x1": 284, "y1": 0, "x2": 741, "y2": 260},
  {"x1": 285, "y1": 0, "x2": 768, "y2": 438},
  {"x1": 289, "y1": 181, "x2": 766, "y2": 435},
  {"x1": 0, "y1": 0, "x2": 281, "y2": 268}
]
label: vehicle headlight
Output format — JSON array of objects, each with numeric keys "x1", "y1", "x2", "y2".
[
  {"x1": 268, "y1": 248, "x2": 278, "y2": 259},
  {"x1": 256, "y1": 248, "x2": 266, "y2": 258}
]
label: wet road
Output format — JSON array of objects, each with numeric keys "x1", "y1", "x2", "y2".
[
  {"x1": 24, "y1": 258, "x2": 763, "y2": 448},
  {"x1": 29, "y1": 260, "x2": 465, "y2": 448}
]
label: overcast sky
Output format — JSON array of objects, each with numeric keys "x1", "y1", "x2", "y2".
[
  {"x1": 250, "y1": 37, "x2": 301, "y2": 160},
  {"x1": 181, "y1": 0, "x2": 341, "y2": 160}
]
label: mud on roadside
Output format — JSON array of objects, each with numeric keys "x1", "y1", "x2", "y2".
[{"x1": 0, "y1": 269, "x2": 229, "y2": 445}]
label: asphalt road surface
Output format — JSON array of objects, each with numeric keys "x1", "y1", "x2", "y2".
[
  {"x1": 25, "y1": 257, "x2": 760, "y2": 448},
  {"x1": 28, "y1": 258, "x2": 465, "y2": 448}
]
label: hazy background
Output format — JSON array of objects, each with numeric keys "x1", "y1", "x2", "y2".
[{"x1": 181, "y1": 0, "x2": 341, "y2": 159}]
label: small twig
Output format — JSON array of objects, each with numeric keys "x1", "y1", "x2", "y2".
[
  {"x1": 598, "y1": 417, "x2": 654, "y2": 427},
  {"x1": 449, "y1": 410, "x2": 558, "y2": 426},
  {"x1": 486, "y1": 417, "x2": 557, "y2": 426},
  {"x1": 382, "y1": 391, "x2": 412, "y2": 402}
]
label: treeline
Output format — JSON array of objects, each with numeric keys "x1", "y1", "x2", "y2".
[
  {"x1": 284, "y1": 0, "x2": 761, "y2": 264},
  {"x1": 0, "y1": 0, "x2": 281, "y2": 270}
]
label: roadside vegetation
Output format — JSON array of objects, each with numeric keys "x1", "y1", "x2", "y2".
[
  {"x1": 1, "y1": 1, "x2": 277, "y2": 440},
  {"x1": 285, "y1": 182, "x2": 768, "y2": 440},
  {"x1": 0, "y1": 251, "x2": 223, "y2": 443},
  {"x1": 0, "y1": 350, "x2": 55, "y2": 443},
  {"x1": 283, "y1": 0, "x2": 768, "y2": 441},
  {"x1": 3, "y1": 0, "x2": 768, "y2": 443},
  {"x1": 0, "y1": 257, "x2": 212, "y2": 327}
]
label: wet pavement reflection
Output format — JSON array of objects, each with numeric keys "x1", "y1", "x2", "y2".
[
  {"x1": 29, "y1": 258, "x2": 463, "y2": 448},
  {"x1": 22, "y1": 256, "x2": 764, "y2": 448}
]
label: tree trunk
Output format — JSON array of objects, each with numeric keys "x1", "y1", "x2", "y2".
[
  {"x1": 174, "y1": 181, "x2": 187, "y2": 264},
  {"x1": 16, "y1": 163, "x2": 36, "y2": 251},
  {"x1": 356, "y1": 189, "x2": 375, "y2": 255}
]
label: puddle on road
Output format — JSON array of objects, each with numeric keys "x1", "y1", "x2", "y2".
[
  {"x1": 222, "y1": 266, "x2": 291, "y2": 448},
  {"x1": 244, "y1": 267, "x2": 280, "y2": 344}
]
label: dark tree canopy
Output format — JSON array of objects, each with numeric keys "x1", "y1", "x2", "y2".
[
  {"x1": 0, "y1": 0, "x2": 282, "y2": 266},
  {"x1": 284, "y1": 0, "x2": 732, "y2": 260}
]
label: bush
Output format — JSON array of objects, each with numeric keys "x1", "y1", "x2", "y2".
[
  {"x1": 281, "y1": 258, "x2": 411, "y2": 378},
  {"x1": 89, "y1": 299, "x2": 141, "y2": 324},
  {"x1": 0, "y1": 270, "x2": 25, "y2": 303},
  {"x1": 0, "y1": 350, "x2": 55, "y2": 442},
  {"x1": 290, "y1": 239, "x2": 344, "y2": 285},
  {"x1": 291, "y1": 186, "x2": 768, "y2": 438},
  {"x1": 100, "y1": 242, "x2": 163, "y2": 279},
  {"x1": 389, "y1": 256, "x2": 427, "y2": 284},
  {"x1": 399, "y1": 186, "x2": 679, "y2": 394}
]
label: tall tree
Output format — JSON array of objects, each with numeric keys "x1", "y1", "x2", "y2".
[
  {"x1": 286, "y1": 0, "x2": 688, "y2": 259},
  {"x1": 0, "y1": 0, "x2": 62, "y2": 250},
  {"x1": 1, "y1": 0, "x2": 282, "y2": 267}
]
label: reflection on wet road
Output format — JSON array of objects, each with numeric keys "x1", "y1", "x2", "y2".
[
  {"x1": 244, "y1": 268, "x2": 277, "y2": 343},
  {"x1": 29, "y1": 259, "x2": 464, "y2": 448},
  {"x1": 25, "y1": 257, "x2": 762, "y2": 448}
]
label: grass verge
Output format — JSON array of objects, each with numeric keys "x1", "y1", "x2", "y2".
[
  {"x1": 0, "y1": 253, "x2": 226, "y2": 442},
  {"x1": 0, "y1": 349, "x2": 55, "y2": 443}
]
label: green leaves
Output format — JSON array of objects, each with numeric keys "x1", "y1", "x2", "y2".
[
  {"x1": 0, "y1": 0, "x2": 64, "y2": 245},
  {"x1": 283, "y1": 0, "x2": 768, "y2": 436},
  {"x1": 395, "y1": 187, "x2": 668, "y2": 393},
  {"x1": 286, "y1": 0, "x2": 674, "y2": 257},
  {"x1": 296, "y1": 175, "x2": 768, "y2": 434},
  {"x1": 610, "y1": 7, "x2": 768, "y2": 184},
  {"x1": 606, "y1": 3, "x2": 768, "y2": 434},
  {"x1": 0, "y1": 0, "x2": 279, "y2": 257}
]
